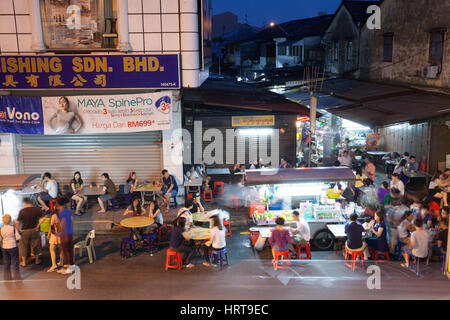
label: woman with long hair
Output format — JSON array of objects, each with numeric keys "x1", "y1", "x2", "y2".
[
  {"x1": 146, "y1": 200, "x2": 163, "y2": 233},
  {"x1": 366, "y1": 211, "x2": 389, "y2": 255},
  {"x1": 202, "y1": 215, "x2": 226, "y2": 267},
  {"x1": 71, "y1": 171, "x2": 87, "y2": 216},
  {"x1": 124, "y1": 172, "x2": 140, "y2": 197},
  {"x1": 47, "y1": 210, "x2": 63, "y2": 272},
  {"x1": 123, "y1": 196, "x2": 147, "y2": 241}
]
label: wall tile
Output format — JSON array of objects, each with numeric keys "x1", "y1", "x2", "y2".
[
  {"x1": 143, "y1": 0, "x2": 160, "y2": 13},
  {"x1": 161, "y1": 14, "x2": 179, "y2": 33},
  {"x1": 144, "y1": 14, "x2": 161, "y2": 32},
  {"x1": 162, "y1": 33, "x2": 180, "y2": 51},
  {"x1": 144, "y1": 33, "x2": 162, "y2": 51}
]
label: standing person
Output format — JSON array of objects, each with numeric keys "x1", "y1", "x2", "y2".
[
  {"x1": 338, "y1": 150, "x2": 353, "y2": 168},
  {"x1": 37, "y1": 172, "x2": 59, "y2": 212},
  {"x1": 377, "y1": 181, "x2": 390, "y2": 206},
  {"x1": 54, "y1": 197, "x2": 76, "y2": 275},
  {"x1": 289, "y1": 211, "x2": 311, "y2": 257},
  {"x1": 170, "y1": 217, "x2": 195, "y2": 268},
  {"x1": 366, "y1": 211, "x2": 389, "y2": 255},
  {"x1": 161, "y1": 169, "x2": 178, "y2": 212},
  {"x1": 279, "y1": 157, "x2": 292, "y2": 169},
  {"x1": 344, "y1": 213, "x2": 369, "y2": 260},
  {"x1": 46, "y1": 212, "x2": 63, "y2": 272},
  {"x1": 269, "y1": 217, "x2": 292, "y2": 259},
  {"x1": 71, "y1": 171, "x2": 87, "y2": 216},
  {"x1": 363, "y1": 158, "x2": 376, "y2": 183},
  {"x1": 16, "y1": 198, "x2": 45, "y2": 267},
  {"x1": 203, "y1": 215, "x2": 226, "y2": 267},
  {"x1": 0, "y1": 215, "x2": 22, "y2": 281},
  {"x1": 401, "y1": 218, "x2": 429, "y2": 268},
  {"x1": 390, "y1": 173, "x2": 405, "y2": 196},
  {"x1": 97, "y1": 173, "x2": 117, "y2": 213}
]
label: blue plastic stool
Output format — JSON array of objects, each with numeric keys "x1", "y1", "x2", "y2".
[
  {"x1": 120, "y1": 237, "x2": 136, "y2": 258},
  {"x1": 143, "y1": 233, "x2": 158, "y2": 254},
  {"x1": 70, "y1": 199, "x2": 77, "y2": 210},
  {"x1": 169, "y1": 195, "x2": 177, "y2": 209},
  {"x1": 107, "y1": 197, "x2": 120, "y2": 211},
  {"x1": 210, "y1": 248, "x2": 229, "y2": 270}
]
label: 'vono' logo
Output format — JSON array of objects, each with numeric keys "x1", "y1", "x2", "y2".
[
  {"x1": 4, "y1": 106, "x2": 40, "y2": 121},
  {"x1": 155, "y1": 96, "x2": 171, "y2": 114}
]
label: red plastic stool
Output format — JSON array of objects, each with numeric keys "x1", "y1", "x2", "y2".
[
  {"x1": 296, "y1": 243, "x2": 312, "y2": 259},
  {"x1": 202, "y1": 190, "x2": 213, "y2": 202},
  {"x1": 273, "y1": 250, "x2": 290, "y2": 270},
  {"x1": 345, "y1": 248, "x2": 364, "y2": 271},
  {"x1": 213, "y1": 181, "x2": 224, "y2": 195},
  {"x1": 373, "y1": 250, "x2": 390, "y2": 261},
  {"x1": 228, "y1": 195, "x2": 241, "y2": 209},
  {"x1": 165, "y1": 249, "x2": 182, "y2": 270},
  {"x1": 223, "y1": 219, "x2": 231, "y2": 237},
  {"x1": 49, "y1": 199, "x2": 57, "y2": 213},
  {"x1": 187, "y1": 193, "x2": 193, "y2": 201}
]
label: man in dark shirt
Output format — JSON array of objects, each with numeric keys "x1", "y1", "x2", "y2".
[
  {"x1": 170, "y1": 217, "x2": 194, "y2": 268},
  {"x1": 97, "y1": 173, "x2": 117, "y2": 213},
  {"x1": 344, "y1": 213, "x2": 368, "y2": 260},
  {"x1": 16, "y1": 198, "x2": 46, "y2": 266},
  {"x1": 189, "y1": 193, "x2": 204, "y2": 214},
  {"x1": 279, "y1": 157, "x2": 292, "y2": 169},
  {"x1": 161, "y1": 169, "x2": 178, "y2": 211},
  {"x1": 435, "y1": 219, "x2": 448, "y2": 254}
]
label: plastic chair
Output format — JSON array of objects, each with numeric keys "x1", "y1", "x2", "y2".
[
  {"x1": 228, "y1": 195, "x2": 241, "y2": 209},
  {"x1": 296, "y1": 243, "x2": 312, "y2": 260},
  {"x1": 202, "y1": 190, "x2": 213, "y2": 202},
  {"x1": 120, "y1": 237, "x2": 136, "y2": 259},
  {"x1": 345, "y1": 247, "x2": 364, "y2": 271},
  {"x1": 74, "y1": 230, "x2": 96, "y2": 263},
  {"x1": 223, "y1": 219, "x2": 231, "y2": 237},
  {"x1": 210, "y1": 248, "x2": 229, "y2": 270},
  {"x1": 143, "y1": 233, "x2": 158, "y2": 254},
  {"x1": 273, "y1": 250, "x2": 290, "y2": 270},
  {"x1": 213, "y1": 181, "x2": 224, "y2": 195},
  {"x1": 165, "y1": 249, "x2": 182, "y2": 270},
  {"x1": 48, "y1": 199, "x2": 57, "y2": 213}
]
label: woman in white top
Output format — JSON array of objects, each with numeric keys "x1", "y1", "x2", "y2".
[
  {"x1": 47, "y1": 213, "x2": 63, "y2": 272},
  {"x1": 0, "y1": 214, "x2": 22, "y2": 280},
  {"x1": 203, "y1": 215, "x2": 226, "y2": 267}
]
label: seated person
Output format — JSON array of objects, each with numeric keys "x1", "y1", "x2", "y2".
[
  {"x1": 390, "y1": 173, "x2": 405, "y2": 196},
  {"x1": 382, "y1": 151, "x2": 400, "y2": 178},
  {"x1": 401, "y1": 218, "x2": 429, "y2": 268},
  {"x1": 123, "y1": 196, "x2": 147, "y2": 240},
  {"x1": 97, "y1": 173, "x2": 117, "y2": 213},
  {"x1": 279, "y1": 157, "x2": 292, "y2": 169},
  {"x1": 161, "y1": 169, "x2": 178, "y2": 211},
  {"x1": 146, "y1": 200, "x2": 163, "y2": 233},
  {"x1": 71, "y1": 171, "x2": 87, "y2": 216},
  {"x1": 406, "y1": 155, "x2": 419, "y2": 173},
  {"x1": 124, "y1": 172, "x2": 140, "y2": 197},
  {"x1": 202, "y1": 176, "x2": 212, "y2": 192},
  {"x1": 431, "y1": 218, "x2": 448, "y2": 258},
  {"x1": 186, "y1": 165, "x2": 201, "y2": 193},
  {"x1": 418, "y1": 205, "x2": 433, "y2": 229},
  {"x1": 37, "y1": 172, "x2": 59, "y2": 212},
  {"x1": 189, "y1": 193, "x2": 204, "y2": 214},
  {"x1": 432, "y1": 169, "x2": 449, "y2": 207},
  {"x1": 345, "y1": 213, "x2": 369, "y2": 260},
  {"x1": 289, "y1": 211, "x2": 311, "y2": 257},
  {"x1": 177, "y1": 206, "x2": 193, "y2": 230},
  {"x1": 397, "y1": 211, "x2": 415, "y2": 246},
  {"x1": 354, "y1": 167, "x2": 364, "y2": 188},
  {"x1": 269, "y1": 217, "x2": 292, "y2": 260},
  {"x1": 202, "y1": 215, "x2": 226, "y2": 267},
  {"x1": 338, "y1": 150, "x2": 352, "y2": 168},
  {"x1": 366, "y1": 211, "x2": 389, "y2": 255},
  {"x1": 170, "y1": 217, "x2": 195, "y2": 268},
  {"x1": 439, "y1": 207, "x2": 449, "y2": 222},
  {"x1": 428, "y1": 170, "x2": 442, "y2": 196},
  {"x1": 377, "y1": 181, "x2": 390, "y2": 206}
]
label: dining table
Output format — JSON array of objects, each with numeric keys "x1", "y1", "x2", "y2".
[
  {"x1": 183, "y1": 178, "x2": 203, "y2": 201},
  {"x1": 120, "y1": 215, "x2": 155, "y2": 238},
  {"x1": 134, "y1": 184, "x2": 161, "y2": 204},
  {"x1": 188, "y1": 227, "x2": 211, "y2": 257}
]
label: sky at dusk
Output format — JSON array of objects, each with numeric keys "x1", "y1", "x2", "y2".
[{"x1": 212, "y1": 0, "x2": 342, "y2": 27}]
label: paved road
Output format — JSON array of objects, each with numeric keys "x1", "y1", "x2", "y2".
[{"x1": 0, "y1": 230, "x2": 449, "y2": 300}]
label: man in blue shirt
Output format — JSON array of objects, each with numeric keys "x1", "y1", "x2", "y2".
[
  {"x1": 344, "y1": 213, "x2": 368, "y2": 260},
  {"x1": 161, "y1": 169, "x2": 178, "y2": 211}
]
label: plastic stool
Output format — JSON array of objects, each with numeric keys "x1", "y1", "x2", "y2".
[
  {"x1": 169, "y1": 195, "x2": 177, "y2": 208},
  {"x1": 48, "y1": 199, "x2": 57, "y2": 213},
  {"x1": 120, "y1": 237, "x2": 136, "y2": 259},
  {"x1": 223, "y1": 219, "x2": 231, "y2": 237},
  {"x1": 213, "y1": 181, "x2": 224, "y2": 195},
  {"x1": 107, "y1": 197, "x2": 120, "y2": 211},
  {"x1": 202, "y1": 190, "x2": 213, "y2": 202},
  {"x1": 165, "y1": 249, "x2": 182, "y2": 270},
  {"x1": 70, "y1": 199, "x2": 77, "y2": 210},
  {"x1": 228, "y1": 195, "x2": 241, "y2": 209},
  {"x1": 187, "y1": 193, "x2": 193, "y2": 201},
  {"x1": 210, "y1": 248, "x2": 229, "y2": 270},
  {"x1": 296, "y1": 243, "x2": 311, "y2": 259},
  {"x1": 143, "y1": 233, "x2": 158, "y2": 254},
  {"x1": 273, "y1": 250, "x2": 290, "y2": 270},
  {"x1": 345, "y1": 248, "x2": 364, "y2": 271},
  {"x1": 370, "y1": 248, "x2": 390, "y2": 261}
]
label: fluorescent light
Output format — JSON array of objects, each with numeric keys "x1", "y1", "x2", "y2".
[{"x1": 238, "y1": 128, "x2": 274, "y2": 136}]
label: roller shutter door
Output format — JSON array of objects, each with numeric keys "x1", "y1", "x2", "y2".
[{"x1": 18, "y1": 132, "x2": 162, "y2": 186}]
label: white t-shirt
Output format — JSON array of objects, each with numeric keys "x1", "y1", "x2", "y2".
[
  {"x1": 390, "y1": 180, "x2": 405, "y2": 196},
  {"x1": 411, "y1": 229, "x2": 429, "y2": 258},
  {"x1": 211, "y1": 226, "x2": 226, "y2": 249},
  {"x1": 398, "y1": 219, "x2": 411, "y2": 239},
  {"x1": 0, "y1": 225, "x2": 21, "y2": 249},
  {"x1": 45, "y1": 179, "x2": 58, "y2": 198},
  {"x1": 294, "y1": 217, "x2": 311, "y2": 242}
]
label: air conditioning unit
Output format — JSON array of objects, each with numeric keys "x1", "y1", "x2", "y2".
[{"x1": 422, "y1": 65, "x2": 439, "y2": 79}]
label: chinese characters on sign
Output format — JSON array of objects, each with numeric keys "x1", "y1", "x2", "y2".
[{"x1": 0, "y1": 54, "x2": 180, "y2": 90}]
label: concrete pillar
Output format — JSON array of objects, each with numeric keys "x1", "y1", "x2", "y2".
[
  {"x1": 29, "y1": 0, "x2": 46, "y2": 52},
  {"x1": 117, "y1": 0, "x2": 131, "y2": 51}
]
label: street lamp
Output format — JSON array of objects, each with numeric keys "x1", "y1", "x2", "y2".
[{"x1": 269, "y1": 21, "x2": 289, "y2": 37}]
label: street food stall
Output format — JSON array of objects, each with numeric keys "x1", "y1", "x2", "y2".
[
  {"x1": 245, "y1": 167, "x2": 361, "y2": 251},
  {"x1": 0, "y1": 174, "x2": 41, "y2": 221}
]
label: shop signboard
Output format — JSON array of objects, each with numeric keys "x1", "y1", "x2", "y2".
[
  {"x1": 0, "y1": 91, "x2": 174, "y2": 135},
  {"x1": 232, "y1": 115, "x2": 275, "y2": 127},
  {"x1": 0, "y1": 54, "x2": 180, "y2": 90},
  {"x1": 366, "y1": 133, "x2": 381, "y2": 150}
]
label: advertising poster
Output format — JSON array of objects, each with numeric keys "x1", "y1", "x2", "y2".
[{"x1": 0, "y1": 96, "x2": 44, "y2": 134}]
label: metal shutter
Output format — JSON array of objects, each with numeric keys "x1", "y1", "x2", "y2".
[{"x1": 18, "y1": 132, "x2": 162, "y2": 186}]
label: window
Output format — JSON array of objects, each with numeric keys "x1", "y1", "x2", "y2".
[
  {"x1": 40, "y1": 0, "x2": 117, "y2": 50},
  {"x1": 278, "y1": 44, "x2": 287, "y2": 56},
  {"x1": 429, "y1": 32, "x2": 444, "y2": 64},
  {"x1": 290, "y1": 45, "x2": 303, "y2": 58},
  {"x1": 383, "y1": 34, "x2": 393, "y2": 62},
  {"x1": 333, "y1": 41, "x2": 339, "y2": 61},
  {"x1": 346, "y1": 41, "x2": 353, "y2": 61}
]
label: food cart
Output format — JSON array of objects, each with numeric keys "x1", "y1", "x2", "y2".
[
  {"x1": 0, "y1": 174, "x2": 41, "y2": 221},
  {"x1": 245, "y1": 167, "x2": 358, "y2": 251}
]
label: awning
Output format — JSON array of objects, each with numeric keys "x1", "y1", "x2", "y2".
[
  {"x1": 245, "y1": 167, "x2": 355, "y2": 186},
  {"x1": 285, "y1": 90, "x2": 354, "y2": 110},
  {"x1": 316, "y1": 79, "x2": 450, "y2": 127},
  {"x1": 184, "y1": 78, "x2": 312, "y2": 115},
  {"x1": 0, "y1": 174, "x2": 41, "y2": 191}
]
